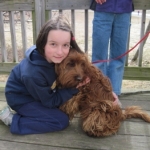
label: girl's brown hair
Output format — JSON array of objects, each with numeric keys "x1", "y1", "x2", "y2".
[{"x1": 36, "y1": 15, "x2": 83, "y2": 56}]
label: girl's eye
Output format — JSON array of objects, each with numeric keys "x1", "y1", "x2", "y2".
[
  {"x1": 50, "y1": 43, "x2": 56, "y2": 47},
  {"x1": 63, "y1": 44, "x2": 70, "y2": 49}
]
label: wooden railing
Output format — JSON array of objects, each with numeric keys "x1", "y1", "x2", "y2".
[{"x1": 0, "y1": 0, "x2": 150, "y2": 80}]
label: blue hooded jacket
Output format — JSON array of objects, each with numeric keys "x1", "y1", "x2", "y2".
[
  {"x1": 90, "y1": 0, "x2": 134, "y2": 13},
  {"x1": 5, "y1": 45, "x2": 78, "y2": 110}
]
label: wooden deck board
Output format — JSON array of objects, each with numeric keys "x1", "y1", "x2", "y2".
[
  {"x1": 0, "y1": 141, "x2": 75, "y2": 150},
  {"x1": 0, "y1": 92, "x2": 150, "y2": 150},
  {"x1": 0, "y1": 120, "x2": 150, "y2": 150}
]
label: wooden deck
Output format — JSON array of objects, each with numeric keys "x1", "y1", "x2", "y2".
[{"x1": 0, "y1": 87, "x2": 150, "y2": 150}]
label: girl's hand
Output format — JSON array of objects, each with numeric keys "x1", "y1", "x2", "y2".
[
  {"x1": 76, "y1": 77, "x2": 90, "y2": 88},
  {"x1": 95, "y1": 0, "x2": 106, "y2": 5},
  {"x1": 112, "y1": 92, "x2": 122, "y2": 108}
]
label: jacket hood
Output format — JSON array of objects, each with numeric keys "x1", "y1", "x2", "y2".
[{"x1": 25, "y1": 45, "x2": 54, "y2": 68}]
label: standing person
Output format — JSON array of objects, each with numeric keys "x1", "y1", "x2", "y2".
[
  {"x1": 90, "y1": 0, "x2": 134, "y2": 97},
  {"x1": 0, "y1": 15, "x2": 90, "y2": 135}
]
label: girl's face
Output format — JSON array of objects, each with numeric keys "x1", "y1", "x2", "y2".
[{"x1": 44, "y1": 29, "x2": 71, "y2": 63}]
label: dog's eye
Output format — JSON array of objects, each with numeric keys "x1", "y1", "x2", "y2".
[
  {"x1": 81, "y1": 63, "x2": 85, "y2": 67},
  {"x1": 67, "y1": 61, "x2": 75, "y2": 67}
]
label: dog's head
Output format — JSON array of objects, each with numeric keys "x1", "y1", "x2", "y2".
[
  {"x1": 55, "y1": 49, "x2": 113, "y2": 93},
  {"x1": 55, "y1": 49, "x2": 91, "y2": 88}
]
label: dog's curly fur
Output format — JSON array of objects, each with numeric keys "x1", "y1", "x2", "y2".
[{"x1": 55, "y1": 49, "x2": 150, "y2": 137}]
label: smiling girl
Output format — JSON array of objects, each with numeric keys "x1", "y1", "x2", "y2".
[{"x1": 0, "y1": 15, "x2": 89, "y2": 135}]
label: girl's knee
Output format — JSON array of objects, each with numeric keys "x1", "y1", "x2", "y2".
[{"x1": 58, "y1": 112, "x2": 69, "y2": 130}]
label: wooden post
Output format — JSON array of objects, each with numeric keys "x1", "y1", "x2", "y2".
[
  {"x1": 131, "y1": 20, "x2": 150, "y2": 62},
  {"x1": 33, "y1": 0, "x2": 42, "y2": 44},
  {"x1": 0, "y1": 12, "x2": 7, "y2": 62},
  {"x1": 138, "y1": 10, "x2": 146, "y2": 67},
  {"x1": 9, "y1": 11, "x2": 18, "y2": 62}
]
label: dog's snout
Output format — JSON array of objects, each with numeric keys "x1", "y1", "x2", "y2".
[{"x1": 75, "y1": 75, "x2": 82, "y2": 81}]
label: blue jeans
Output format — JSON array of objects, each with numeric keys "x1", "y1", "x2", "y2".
[
  {"x1": 10, "y1": 101, "x2": 69, "y2": 135},
  {"x1": 92, "y1": 11, "x2": 131, "y2": 95}
]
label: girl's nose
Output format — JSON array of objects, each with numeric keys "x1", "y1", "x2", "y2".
[{"x1": 57, "y1": 46, "x2": 63, "y2": 55}]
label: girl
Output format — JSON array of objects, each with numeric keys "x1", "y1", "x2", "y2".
[
  {"x1": 0, "y1": 15, "x2": 89, "y2": 135},
  {"x1": 0, "y1": 15, "x2": 119, "y2": 135}
]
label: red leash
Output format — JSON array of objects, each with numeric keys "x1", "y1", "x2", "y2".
[{"x1": 92, "y1": 31, "x2": 150, "y2": 64}]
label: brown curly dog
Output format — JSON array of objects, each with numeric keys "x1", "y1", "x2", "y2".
[{"x1": 55, "y1": 49, "x2": 150, "y2": 137}]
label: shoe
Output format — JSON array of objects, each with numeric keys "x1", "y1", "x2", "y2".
[{"x1": 0, "y1": 106, "x2": 13, "y2": 126}]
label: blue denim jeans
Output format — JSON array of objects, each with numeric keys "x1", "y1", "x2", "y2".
[{"x1": 92, "y1": 11, "x2": 131, "y2": 95}]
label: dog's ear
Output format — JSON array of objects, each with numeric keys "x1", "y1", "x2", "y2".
[
  {"x1": 85, "y1": 64, "x2": 101, "y2": 80},
  {"x1": 82, "y1": 56, "x2": 94, "y2": 75},
  {"x1": 100, "y1": 76, "x2": 113, "y2": 92},
  {"x1": 95, "y1": 67, "x2": 113, "y2": 92},
  {"x1": 87, "y1": 65, "x2": 112, "y2": 92}
]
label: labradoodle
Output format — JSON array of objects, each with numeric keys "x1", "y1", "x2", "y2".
[{"x1": 55, "y1": 49, "x2": 150, "y2": 137}]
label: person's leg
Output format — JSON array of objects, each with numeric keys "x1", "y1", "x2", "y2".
[
  {"x1": 92, "y1": 11, "x2": 113, "y2": 76},
  {"x1": 108, "y1": 13, "x2": 131, "y2": 95},
  {"x1": 10, "y1": 101, "x2": 69, "y2": 135}
]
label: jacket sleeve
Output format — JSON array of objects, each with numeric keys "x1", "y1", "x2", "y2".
[{"x1": 22, "y1": 75, "x2": 79, "y2": 108}]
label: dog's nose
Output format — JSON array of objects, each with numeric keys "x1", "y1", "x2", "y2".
[{"x1": 75, "y1": 76, "x2": 82, "y2": 81}]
